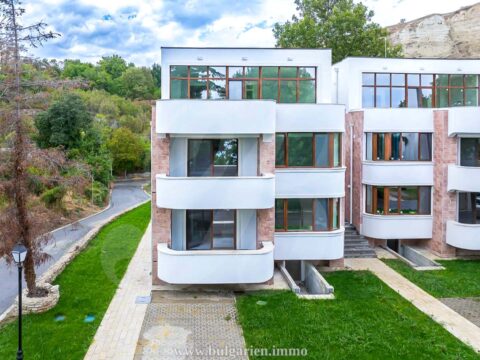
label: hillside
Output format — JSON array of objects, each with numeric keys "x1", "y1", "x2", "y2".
[{"x1": 387, "y1": 2, "x2": 480, "y2": 58}]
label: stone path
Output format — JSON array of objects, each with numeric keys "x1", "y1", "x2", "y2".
[
  {"x1": 84, "y1": 223, "x2": 153, "y2": 360},
  {"x1": 135, "y1": 291, "x2": 247, "y2": 360},
  {"x1": 441, "y1": 297, "x2": 480, "y2": 328},
  {"x1": 346, "y1": 258, "x2": 480, "y2": 352}
]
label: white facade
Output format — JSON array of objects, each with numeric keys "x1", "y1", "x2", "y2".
[
  {"x1": 362, "y1": 162, "x2": 433, "y2": 186},
  {"x1": 446, "y1": 221, "x2": 480, "y2": 251},
  {"x1": 448, "y1": 107, "x2": 480, "y2": 136},
  {"x1": 448, "y1": 165, "x2": 480, "y2": 192},
  {"x1": 362, "y1": 214, "x2": 433, "y2": 240},
  {"x1": 154, "y1": 47, "x2": 346, "y2": 285}
]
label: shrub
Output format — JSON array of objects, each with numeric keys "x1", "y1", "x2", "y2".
[
  {"x1": 41, "y1": 186, "x2": 66, "y2": 207},
  {"x1": 84, "y1": 181, "x2": 109, "y2": 206}
]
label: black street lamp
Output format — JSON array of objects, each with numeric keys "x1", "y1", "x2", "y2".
[{"x1": 11, "y1": 243, "x2": 27, "y2": 360}]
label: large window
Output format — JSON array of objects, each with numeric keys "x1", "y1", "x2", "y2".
[
  {"x1": 188, "y1": 139, "x2": 238, "y2": 176},
  {"x1": 186, "y1": 210, "x2": 236, "y2": 250},
  {"x1": 460, "y1": 138, "x2": 480, "y2": 167},
  {"x1": 362, "y1": 73, "x2": 479, "y2": 108},
  {"x1": 275, "y1": 198, "x2": 340, "y2": 231},
  {"x1": 458, "y1": 192, "x2": 480, "y2": 224},
  {"x1": 365, "y1": 186, "x2": 431, "y2": 215},
  {"x1": 365, "y1": 132, "x2": 432, "y2": 161},
  {"x1": 170, "y1": 65, "x2": 316, "y2": 103},
  {"x1": 276, "y1": 133, "x2": 341, "y2": 167}
]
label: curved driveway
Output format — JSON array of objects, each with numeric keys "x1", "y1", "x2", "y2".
[{"x1": 0, "y1": 180, "x2": 150, "y2": 314}]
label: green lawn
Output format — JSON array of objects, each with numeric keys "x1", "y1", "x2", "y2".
[
  {"x1": 383, "y1": 259, "x2": 480, "y2": 298},
  {"x1": 236, "y1": 271, "x2": 478, "y2": 359},
  {"x1": 0, "y1": 202, "x2": 150, "y2": 360}
]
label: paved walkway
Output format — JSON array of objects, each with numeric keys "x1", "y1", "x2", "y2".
[
  {"x1": 135, "y1": 292, "x2": 247, "y2": 360},
  {"x1": 346, "y1": 258, "x2": 480, "y2": 352},
  {"x1": 85, "y1": 223, "x2": 153, "y2": 360}
]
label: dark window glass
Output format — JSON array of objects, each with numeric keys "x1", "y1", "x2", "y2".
[
  {"x1": 436, "y1": 74, "x2": 449, "y2": 87},
  {"x1": 275, "y1": 134, "x2": 286, "y2": 166},
  {"x1": 262, "y1": 80, "x2": 278, "y2": 101},
  {"x1": 376, "y1": 187, "x2": 385, "y2": 214},
  {"x1": 419, "y1": 187, "x2": 431, "y2": 214},
  {"x1": 299, "y1": 67, "x2": 315, "y2": 79},
  {"x1": 362, "y1": 87, "x2": 374, "y2": 107},
  {"x1": 460, "y1": 138, "x2": 480, "y2": 167},
  {"x1": 332, "y1": 198, "x2": 339, "y2": 229},
  {"x1": 362, "y1": 73, "x2": 375, "y2": 86},
  {"x1": 401, "y1": 133, "x2": 418, "y2": 161},
  {"x1": 450, "y1": 74, "x2": 464, "y2": 87},
  {"x1": 287, "y1": 199, "x2": 313, "y2": 231},
  {"x1": 376, "y1": 133, "x2": 385, "y2": 160},
  {"x1": 262, "y1": 66, "x2": 278, "y2": 78},
  {"x1": 315, "y1": 134, "x2": 329, "y2": 167},
  {"x1": 190, "y1": 79, "x2": 207, "y2": 99},
  {"x1": 451, "y1": 88, "x2": 464, "y2": 107},
  {"x1": 314, "y1": 199, "x2": 328, "y2": 230},
  {"x1": 186, "y1": 210, "x2": 211, "y2": 250},
  {"x1": 190, "y1": 66, "x2": 208, "y2": 78},
  {"x1": 228, "y1": 80, "x2": 242, "y2": 100},
  {"x1": 388, "y1": 187, "x2": 399, "y2": 213},
  {"x1": 376, "y1": 87, "x2": 390, "y2": 108},
  {"x1": 171, "y1": 79, "x2": 188, "y2": 99},
  {"x1": 407, "y1": 88, "x2": 420, "y2": 108},
  {"x1": 458, "y1": 192, "x2": 480, "y2": 224},
  {"x1": 400, "y1": 187, "x2": 418, "y2": 214},
  {"x1": 333, "y1": 133, "x2": 341, "y2": 167},
  {"x1": 419, "y1": 133, "x2": 432, "y2": 161},
  {"x1": 209, "y1": 66, "x2": 226, "y2": 78},
  {"x1": 209, "y1": 79, "x2": 226, "y2": 99},
  {"x1": 170, "y1": 65, "x2": 188, "y2": 77},
  {"x1": 280, "y1": 67, "x2": 297, "y2": 78},
  {"x1": 366, "y1": 185, "x2": 373, "y2": 214},
  {"x1": 212, "y1": 210, "x2": 235, "y2": 249},
  {"x1": 466, "y1": 89, "x2": 479, "y2": 106},
  {"x1": 287, "y1": 133, "x2": 313, "y2": 166},
  {"x1": 365, "y1": 133, "x2": 373, "y2": 161},
  {"x1": 188, "y1": 140, "x2": 211, "y2": 176},
  {"x1": 245, "y1": 67, "x2": 259, "y2": 78},
  {"x1": 392, "y1": 87, "x2": 406, "y2": 108},
  {"x1": 275, "y1": 200, "x2": 285, "y2": 230},
  {"x1": 299, "y1": 80, "x2": 315, "y2": 103},
  {"x1": 436, "y1": 88, "x2": 449, "y2": 107},
  {"x1": 466, "y1": 75, "x2": 478, "y2": 87},
  {"x1": 213, "y1": 139, "x2": 238, "y2": 176},
  {"x1": 245, "y1": 80, "x2": 259, "y2": 99},
  {"x1": 421, "y1": 88, "x2": 433, "y2": 108},
  {"x1": 229, "y1": 67, "x2": 243, "y2": 78},
  {"x1": 280, "y1": 80, "x2": 297, "y2": 103}
]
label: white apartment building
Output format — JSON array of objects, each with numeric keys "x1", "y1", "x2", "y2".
[{"x1": 151, "y1": 47, "x2": 346, "y2": 285}]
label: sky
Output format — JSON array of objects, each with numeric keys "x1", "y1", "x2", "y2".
[{"x1": 23, "y1": 0, "x2": 478, "y2": 66}]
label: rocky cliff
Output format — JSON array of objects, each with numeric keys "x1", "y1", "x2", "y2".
[{"x1": 387, "y1": 2, "x2": 480, "y2": 58}]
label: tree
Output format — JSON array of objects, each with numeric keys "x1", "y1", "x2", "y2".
[
  {"x1": 35, "y1": 93, "x2": 93, "y2": 149},
  {"x1": 107, "y1": 127, "x2": 143, "y2": 176},
  {"x1": 273, "y1": 0, "x2": 402, "y2": 63},
  {"x1": 119, "y1": 67, "x2": 156, "y2": 100},
  {"x1": 151, "y1": 63, "x2": 161, "y2": 88},
  {"x1": 0, "y1": 0, "x2": 87, "y2": 296}
]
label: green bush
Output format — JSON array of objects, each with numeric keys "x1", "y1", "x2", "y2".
[
  {"x1": 84, "y1": 181, "x2": 109, "y2": 206},
  {"x1": 41, "y1": 186, "x2": 66, "y2": 207},
  {"x1": 27, "y1": 176, "x2": 45, "y2": 196}
]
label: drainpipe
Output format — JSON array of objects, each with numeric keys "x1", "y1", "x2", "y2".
[
  {"x1": 349, "y1": 123, "x2": 354, "y2": 224},
  {"x1": 334, "y1": 68, "x2": 339, "y2": 104}
]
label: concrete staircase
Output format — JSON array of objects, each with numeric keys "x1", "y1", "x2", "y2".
[{"x1": 344, "y1": 223, "x2": 376, "y2": 258}]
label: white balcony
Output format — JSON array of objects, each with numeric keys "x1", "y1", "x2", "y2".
[
  {"x1": 157, "y1": 242, "x2": 274, "y2": 284},
  {"x1": 446, "y1": 221, "x2": 480, "y2": 250},
  {"x1": 274, "y1": 229, "x2": 344, "y2": 260},
  {"x1": 448, "y1": 107, "x2": 480, "y2": 136},
  {"x1": 363, "y1": 108, "x2": 433, "y2": 133},
  {"x1": 156, "y1": 174, "x2": 275, "y2": 209},
  {"x1": 448, "y1": 165, "x2": 480, "y2": 192},
  {"x1": 156, "y1": 100, "x2": 275, "y2": 136},
  {"x1": 276, "y1": 104, "x2": 345, "y2": 132},
  {"x1": 362, "y1": 213, "x2": 432, "y2": 239},
  {"x1": 362, "y1": 161, "x2": 433, "y2": 186},
  {"x1": 276, "y1": 168, "x2": 345, "y2": 198}
]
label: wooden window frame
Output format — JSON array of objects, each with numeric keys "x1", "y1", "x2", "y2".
[
  {"x1": 361, "y1": 73, "x2": 480, "y2": 108},
  {"x1": 367, "y1": 186, "x2": 431, "y2": 215},
  {"x1": 369, "y1": 132, "x2": 432, "y2": 162},
  {"x1": 170, "y1": 65, "x2": 317, "y2": 103},
  {"x1": 187, "y1": 139, "x2": 239, "y2": 177},
  {"x1": 275, "y1": 132, "x2": 342, "y2": 168},
  {"x1": 275, "y1": 198, "x2": 340, "y2": 232},
  {"x1": 186, "y1": 209, "x2": 237, "y2": 250}
]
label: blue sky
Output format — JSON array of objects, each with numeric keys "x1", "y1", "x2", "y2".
[{"x1": 25, "y1": 0, "x2": 476, "y2": 66}]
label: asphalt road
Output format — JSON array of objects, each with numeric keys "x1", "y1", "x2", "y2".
[{"x1": 0, "y1": 180, "x2": 150, "y2": 314}]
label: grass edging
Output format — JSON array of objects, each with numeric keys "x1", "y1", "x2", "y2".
[{"x1": 0, "y1": 201, "x2": 151, "y2": 360}]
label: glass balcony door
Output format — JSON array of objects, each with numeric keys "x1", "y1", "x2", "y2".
[
  {"x1": 188, "y1": 139, "x2": 238, "y2": 176},
  {"x1": 186, "y1": 210, "x2": 236, "y2": 250}
]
